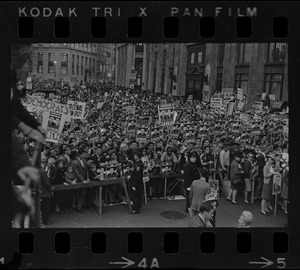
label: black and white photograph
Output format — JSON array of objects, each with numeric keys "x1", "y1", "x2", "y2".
[{"x1": 11, "y1": 42, "x2": 289, "y2": 228}]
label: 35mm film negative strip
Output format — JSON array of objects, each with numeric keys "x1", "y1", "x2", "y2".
[{"x1": 0, "y1": 1, "x2": 299, "y2": 269}]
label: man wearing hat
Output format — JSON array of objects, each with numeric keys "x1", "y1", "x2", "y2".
[
  {"x1": 203, "y1": 193, "x2": 219, "y2": 227},
  {"x1": 183, "y1": 151, "x2": 201, "y2": 213}
]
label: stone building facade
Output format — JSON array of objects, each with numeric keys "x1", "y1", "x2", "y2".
[
  {"x1": 116, "y1": 43, "x2": 187, "y2": 95},
  {"x1": 186, "y1": 43, "x2": 288, "y2": 104},
  {"x1": 26, "y1": 43, "x2": 115, "y2": 85},
  {"x1": 115, "y1": 43, "x2": 288, "y2": 103}
]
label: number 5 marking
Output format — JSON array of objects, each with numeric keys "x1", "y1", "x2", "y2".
[{"x1": 277, "y1": 258, "x2": 286, "y2": 269}]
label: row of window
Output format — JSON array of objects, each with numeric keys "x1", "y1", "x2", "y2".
[
  {"x1": 188, "y1": 43, "x2": 287, "y2": 65},
  {"x1": 37, "y1": 43, "x2": 114, "y2": 54},
  {"x1": 188, "y1": 71, "x2": 284, "y2": 100}
]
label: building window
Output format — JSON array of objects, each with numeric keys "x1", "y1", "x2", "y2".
[
  {"x1": 76, "y1": 55, "x2": 79, "y2": 75},
  {"x1": 188, "y1": 80, "x2": 194, "y2": 89},
  {"x1": 264, "y1": 73, "x2": 284, "y2": 100},
  {"x1": 93, "y1": 59, "x2": 96, "y2": 76},
  {"x1": 218, "y1": 44, "x2": 225, "y2": 65},
  {"x1": 135, "y1": 43, "x2": 143, "y2": 53},
  {"x1": 161, "y1": 50, "x2": 167, "y2": 91},
  {"x1": 72, "y1": 54, "x2": 75, "y2": 75},
  {"x1": 48, "y1": 53, "x2": 55, "y2": 74},
  {"x1": 235, "y1": 72, "x2": 249, "y2": 93},
  {"x1": 190, "y1": 52, "x2": 195, "y2": 64},
  {"x1": 216, "y1": 69, "x2": 223, "y2": 91},
  {"x1": 89, "y1": 58, "x2": 91, "y2": 69},
  {"x1": 238, "y1": 43, "x2": 251, "y2": 64},
  {"x1": 153, "y1": 52, "x2": 158, "y2": 91},
  {"x1": 37, "y1": 52, "x2": 43, "y2": 73},
  {"x1": 85, "y1": 57, "x2": 88, "y2": 66},
  {"x1": 197, "y1": 51, "x2": 203, "y2": 63},
  {"x1": 60, "y1": 53, "x2": 68, "y2": 75},
  {"x1": 268, "y1": 43, "x2": 287, "y2": 62},
  {"x1": 195, "y1": 80, "x2": 201, "y2": 90},
  {"x1": 81, "y1": 56, "x2": 84, "y2": 75}
]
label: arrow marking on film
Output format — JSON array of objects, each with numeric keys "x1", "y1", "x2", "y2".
[
  {"x1": 109, "y1": 257, "x2": 135, "y2": 268},
  {"x1": 249, "y1": 257, "x2": 274, "y2": 269}
]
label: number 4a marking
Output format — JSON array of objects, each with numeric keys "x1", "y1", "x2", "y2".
[
  {"x1": 138, "y1": 258, "x2": 159, "y2": 268},
  {"x1": 0, "y1": 257, "x2": 4, "y2": 264}
]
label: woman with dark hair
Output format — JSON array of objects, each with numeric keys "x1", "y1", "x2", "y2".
[
  {"x1": 261, "y1": 154, "x2": 277, "y2": 215},
  {"x1": 227, "y1": 151, "x2": 244, "y2": 204}
]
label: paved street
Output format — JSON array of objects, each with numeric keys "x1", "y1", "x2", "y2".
[{"x1": 46, "y1": 195, "x2": 287, "y2": 228}]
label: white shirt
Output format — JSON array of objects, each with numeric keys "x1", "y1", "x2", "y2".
[{"x1": 220, "y1": 149, "x2": 230, "y2": 169}]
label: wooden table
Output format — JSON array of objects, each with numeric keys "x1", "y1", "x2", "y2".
[{"x1": 52, "y1": 178, "x2": 132, "y2": 215}]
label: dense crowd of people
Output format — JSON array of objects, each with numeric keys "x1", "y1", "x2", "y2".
[{"x1": 11, "y1": 44, "x2": 289, "y2": 228}]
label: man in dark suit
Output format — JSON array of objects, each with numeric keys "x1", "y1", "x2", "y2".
[
  {"x1": 254, "y1": 146, "x2": 267, "y2": 200},
  {"x1": 40, "y1": 156, "x2": 54, "y2": 225},
  {"x1": 91, "y1": 145, "x2": 106, "y2": 168},
  {"x1": 189, "y1": 173, "x2": 211, "y2": 217},
  {"x1": 72, "y1": 149, "x2": 90, "y2": 212},
  {"x1": 183, "y1": 151, "x2": 201, "y2": 213},
  {"x1": 117, "y1": 143, "x2": 131, "y2": 164},
  {"x1": 188, "y1": 202, "x2": 214, "y2": 228}
]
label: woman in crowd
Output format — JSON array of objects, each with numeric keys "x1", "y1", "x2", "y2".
[
  {"x1": 281, "y1": 162, "x2": 289, "y2": 215},
  {"x1": 54, "y1": 158, "x2": 69, "y2": 213},
  {"x1": 237, "y1": 211, "x2": 253, "y2": 228},
  {"x1": 261, "y1": 154, "x2": 277, "y2": 215},
  {"x1": 64, "y1": 164, "x2": 77, "y2": 212},
  {"x1": 227, "y1": 151, "x2": 244, "y2": 204}
]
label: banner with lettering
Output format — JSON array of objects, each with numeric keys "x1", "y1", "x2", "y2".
[
  {"x1": 67, "y1": 100, "x2": 86, "y2": 120},
  {"x1": 202, "y1": 85, "x2": 210, "y2": 103},
  {"x1": 23, "y1": 95, "x2": 69, "y2": 116},
  {"x1": 221, "y1": 88, "x2": 234, "y2": 105},
  {"x1": 41, "y1": 110, "x2": 67, "y2": 143},
  {"x1": 158, "y1": 104, "x2": 175, "y2": 126},
  {"x1": 253, "y1": 101, "x2": 263, "y2": 112},
  {"x1": 210, "y1": 98, "x2": 223, "y2": 109}
]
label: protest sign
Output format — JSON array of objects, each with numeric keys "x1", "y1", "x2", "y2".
[
  {"x1": 41, "y1": 110, "x2": 67, "y2": 143},
  {"x1": 202, "y1": 85, "x2": 210, "y2": 103},
  {"x1": 237, "y1": 88, "x2": 244, "y2": 100},
  {"x1": 158, "y1": 104, "x2": 175, "y2": 126},
  {"x1": 97, "y1": 102, "x2": 104, "y2": 109},
  {"x1": 136, "y1": 127, "x2": 149, "y2": 143},
  {"x1": 23, "y1": 95, "x2": 70, "y2": 116},
  {"x1": 272, "y1": 173, "x2": 282, "y2": 195},
  {"x1": 221, "y1": 88, "x2": 234, "y2": 105},
  {"x1": 210, "y1": 98, "x2": 223, "y2": 109},
  {"x1": 237, "y1": 100, "x2": 245, "y2": 111},
  {"x1": 253, "y1": 101, "x2": 263, "y2": 112},
  {"x1": 67, "y1": 100, "x2": 86, "y2": 119},
  {"x1": 240, "y1": 113, "x2": 252, "y2": 126},
  {"x1": 126, "y1": 105, "x2": 136, "y2": 115}
]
